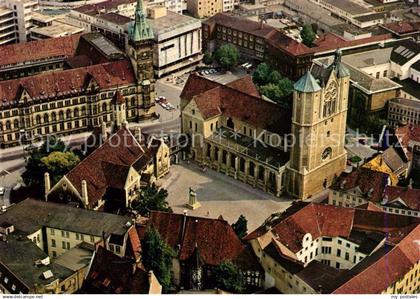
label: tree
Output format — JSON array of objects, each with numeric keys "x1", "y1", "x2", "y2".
[
  {"x1": 232, "y1": 215, "x2": 248, "y2": 239},
  {"x1": 214, "y1": 44, "x2": 239, "y2": 70},
  {"x1": 133, "y1": 184, "x2": 172, "y2": 217},
  {"x1": 22, "y1": 138, "x2": 77, "y2": 190},
  {"x1": 300, "y1": 24, "x2": 316, "y2": 47},
  {"x1": 141, "y1": 227, "x2": 176, "y2": 292},
  {"x1": 259, "y1": 78, "x2": 294, "y2": 108},
  {"x1": 213, "y1": 261, "x2": 244, "y2": 293},
  {"x1": 268, "y1": 70, "x2": 282, "y2": 84},
  {"x1": 203, "y1": 52, "x2": 213, "y2": 65},
  {"x1": 41, "y1": 152, "x2": 80, "y2": 184},
  {"x1": 252, "y1": 63, "x2": 271, "y2": 86}
]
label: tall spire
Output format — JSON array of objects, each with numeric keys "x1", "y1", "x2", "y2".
[{"x1": 129, "y1": 0, "x2": 154, "y2": 42}]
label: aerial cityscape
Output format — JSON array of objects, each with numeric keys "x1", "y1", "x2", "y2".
[{"x1": 0, "y1": 0, "x2": 419, "y2": 296}]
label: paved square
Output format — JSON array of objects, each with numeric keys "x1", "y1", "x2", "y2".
[{"x1": 158, "y1": 161, "x2": 294, "y2": 231}]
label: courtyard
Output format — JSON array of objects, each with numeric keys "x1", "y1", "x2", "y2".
[{"x1": 158, "y1": 160, "x2": 294, "y2": 231}]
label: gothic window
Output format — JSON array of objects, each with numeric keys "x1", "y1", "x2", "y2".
[
  {"x1": 43, "y1": 114, "x2": 49, "y2": 123},
  {"x1": 36, "y1": 115, "x2": 41, "y2": 125},
  {"x1": 51, "y1": 112, "x2": 56, "y2": 122},
  {"x1": 59, "y1": 110, "x2": 64, "y2": 121},
  {"x1": 66, "y1": 109, "x2": 72, "y2": 119},
  {"x1": 81, "y1": 107, "x2": 86, "y2": 116},
  {"x1": 74, "y1": 108, "x2": 79, "y2": 117},
  {"x1": 322, "y1": 147, "x2": 332, "y2": 160},
  {"x1": 102, "y1": 102, "x2": 107, "y2": 112},
  {"x1": 227, "y1": 117, "x2": 234, "y2": 130},
  {"x1": 131, "y1": 97, "x2": 136, "y2": 107},
  {"x1": 323, "y1": 82, "x2": 338, "y2": 118},
  {"x1": 13, "y1": 119, "x2": 19, "y2": 129}
]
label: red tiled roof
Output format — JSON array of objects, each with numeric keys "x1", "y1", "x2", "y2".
[
  {"x1": 127, "y1": 226, "x2": 142, "y2": 262},
  {"x1": 269, "y1": 204, "x2": 354, "y2": 253},
  {"x1": 145, "y1": 211, "x2": 260, "y2": 269},
  {"x1": 226, "y1": 75, "x2": 261, "y2": 98},
  {"x1": 331, "y1": 167, "x2": 390, "y2": 203},
  {"x1": 384, "y1": 186, "x2": 420, "y2": 211},
  {"x1": 333, "y1": 225, "x2": 420, "y2": 294},
  {"x1": 0, "y1": 34, "x2": 82, "y2": 67},
  {"x1": 396, "y1": 124, "x2": 420, "y2": 148},
  {"x1": 0, "y1": 59, "x2": 135, "y2": 105},
  {"x1": 84, "y1": 246, "x2": 152, "y2": 294},
  {"x1": 312, "y1": 33, "x2": 392, "y2": 53},
  {"x1": 65, "y1": 127, "x2": 145, "y2": 208},
  {"x1": 355, "y1": 202, "x2": 383, "y2": 212},
  {"x1": 381, "y1": 21, "x2": 420, "y2": 35},
  {"x1": 183, "y1": 74, "x2": 291, "y2": 135}
]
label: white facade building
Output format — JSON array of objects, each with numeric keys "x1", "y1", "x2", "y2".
[{"x1": 0, "y1": 0, "x2": 38, "y2": 42}]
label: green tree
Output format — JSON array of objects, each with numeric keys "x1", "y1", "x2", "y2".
[
  {"x1": 259, "y1": 78, "x2": 294, "y2": 107},
  {"x1": 252, "y1": 63, "x2": 271, "y2": 86},
  {"x1": 141, "y1": 227, "x2": 176, "y2": 292},
  {"x1": 41, "y1": 152, "x2": 80, "y2": 184},
  {"x1": 268, "y1": 70, "x2": 282, "y2": 84},
  {"x1": 203, "y1": 52, "x2": 213, "y2": 65},
  {"x1": 300, "y1": 24, "x2": 316, "y2": 47},
  {"x1": 214, "y1": 44, "x2": 239, "y2": 70},
  {"x1": 213, "y1": 261, "x2": 244, "y2": 293},
  {"x1": 22, "y1": 137, "x2": 76, "y2": 189},
  {"x1": 133, "y1": 184, "x2": 172, "y2": 217},
  {"x1": 231, "y1": 215, "x2": 248, "y2": 239}
]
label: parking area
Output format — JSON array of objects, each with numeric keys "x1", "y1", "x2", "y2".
[{"x1": 158, "y1": 161, "x2": 294, "y2": 231}]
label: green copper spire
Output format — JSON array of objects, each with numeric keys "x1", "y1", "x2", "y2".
[{"x1": 129, "y1": 0, "x2": 154, "y2": 42}]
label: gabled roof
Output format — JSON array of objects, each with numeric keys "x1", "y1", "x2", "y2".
[
  {"x1": 384, "y1": 186, "x2": 420, "y2": 211},
  {"x1": 0, "y1": 60, "x2": 135, "y2": 106},
  {"x1": 143, "y1": 211, "x2": 261, "y2": 270},
  {"x1": 294, "y1": 71, "x2": 321, "y2": 93},
  {"x1": 331, "y1": 167, "x2": 390, "y2": 203},
  {"x1": 65, "y1": 127, "x2": 145, "y2": 209},
  {"x1": 83, "y1": 246, "x2": 153, "y2": 294},
  {"x1": 182, "y1": 74, "x2": 292, "y2": 135}
]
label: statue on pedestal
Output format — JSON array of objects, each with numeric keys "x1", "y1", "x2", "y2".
[{"x1": 187, "y1": 187, "x2": 201, "y2": 210}]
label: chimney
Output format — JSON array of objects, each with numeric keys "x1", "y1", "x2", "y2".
[
  {"x1": 260, "y1": 18, "x2": 264, "y2": 29},
  {"x1": 44, "y1": 172, "x2": 51, "y2": 201},
  {"x1": 81, "y1": 180, "x2": 89, "y2": 207},
  {"x1": 122, "y1": 121, "x2": 129, "y2": 129},
  {"x1": 101, "y1": 122, "x2": 107, "y2": 141}
]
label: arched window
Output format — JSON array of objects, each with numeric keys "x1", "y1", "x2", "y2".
[
  {"x1": 36, "y1": 115, "x2": 41, "y2": 125},
  {"x1": 0, "y1": 123, "x2": 2, "y2": 131},
  {"x1": 102, "y1": 102, "x2": 107, "y2": 112},
  {"x1": 227, "y1": 117, "x2": 234, "y2": 130},
  {"x1": 81, "y1": 106, "x2": 86, "y2": 116},
  {"x1": 131, "y1": 97, "x2": 136, "y2": 107},
  {"x1": 13, "y1": 119, "x2": 19, "y2": 129},
  {"x1": 74, "y1": 107, "x2": 79, "y2": 117},
  {"x1": 51, "y1": 112, "x2": 57, "y2": 122},
  {"x1": 66, "y1": 109, "x2": 72, "y2": 119},
  {"x1": 322, "y1": 147, "x2": 332, "y2": 160},
  {"x1": 59, "y1": 110, "x2": 64, "y2": 120},
  {"x1": 43, "y1": 114, "x2": 49, "y2": 123}
]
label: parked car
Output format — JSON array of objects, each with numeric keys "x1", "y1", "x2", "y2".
[{"x1": 0, "y1": 187, "x2": 5, "y2": 196}]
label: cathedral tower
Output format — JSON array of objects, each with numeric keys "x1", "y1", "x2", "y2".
[
  {"x1": 286, "y1": 50, "x2": 350, "y2": 199},
  {"x1": 127, "y1": 0, "x2": 156, "y2": 120}
]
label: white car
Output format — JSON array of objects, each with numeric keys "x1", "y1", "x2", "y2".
[{"x1": 0, "y1": 187, "x2": 5, "y2": 196}]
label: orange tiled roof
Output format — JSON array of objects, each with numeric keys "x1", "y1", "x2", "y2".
[{"x1": 0, "y1": 34, "x2": 82, "y2": 68}]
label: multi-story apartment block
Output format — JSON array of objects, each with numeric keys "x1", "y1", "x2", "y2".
[
  {"x1": 0, "y1": 7, "x2": 17, "y2": 45},
  {"x1": 388, "y1": 97, "x2": 420, "y2": 127},
  {"x1": 0, "y1": 0, "x2": 158, "y2": 148},
  {"x1": 145, "y1": 0, "x2": 186, "y2": 14},
  {"x1": 245, "y1": 201, "x2": 420, "y2": 294},
  {"x1": 0, "y1": 0, "x2": 38, "y2": 42},
  {"x1": 186, "y1": 0, "x2": 223, "y2": 18},
  {"x1": 0, "y1": 198, "x2": 134, "y2": 294}
]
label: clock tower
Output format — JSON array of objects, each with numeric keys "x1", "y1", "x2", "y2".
[
  {"x1": 127, "y1": 0, "x2": 156, "y2": 120},
  {"x1": 286, "y1": 50, "x2": 350, "y2": 199}
]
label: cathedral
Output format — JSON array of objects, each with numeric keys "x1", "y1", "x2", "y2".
[
  {"x1": 180, "y1": 50, "x2": 350, "y2": 199},
  {"x1": 0, "y1": 0, "x2": 155, "y2": 148}
]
